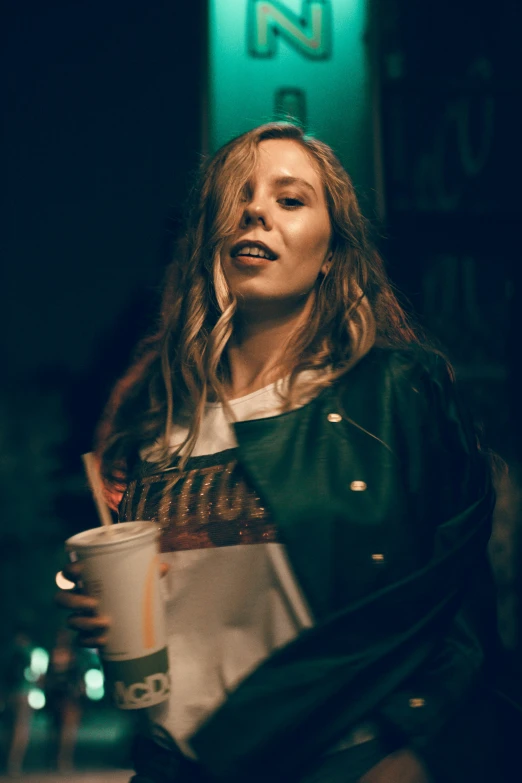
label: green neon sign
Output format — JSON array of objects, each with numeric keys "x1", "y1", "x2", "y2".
[
  {"x1": 247, "y1": 0, "x2": 332, "y2": 59},
  {"x1": 208, "y1": 0, "x2": 375, "y2": 202}
]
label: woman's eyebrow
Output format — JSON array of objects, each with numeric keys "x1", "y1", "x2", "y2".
[{"x1": 273, "y1": 176, "x2": 317, "y2": 195}]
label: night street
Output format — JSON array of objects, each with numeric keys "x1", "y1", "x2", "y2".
[
  {"x1": 2, "y1": 1, "x2": 521, "y2": 781},
  {"x1": 0, "y1": 704, "x2": 134, "y2": 782}
]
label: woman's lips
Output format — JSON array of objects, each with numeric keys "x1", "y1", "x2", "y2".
[{"x1": 231, "y1": 254, "x2": 274, "y2": 267}]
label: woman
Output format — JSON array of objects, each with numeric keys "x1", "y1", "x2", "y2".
[{"x1": 58, "y1": 123, "x2": 504, "y2": 782}]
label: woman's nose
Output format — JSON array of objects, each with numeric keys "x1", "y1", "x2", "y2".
[{"x1": 240, "y1": 200, "x2": 272, "y2": 230}]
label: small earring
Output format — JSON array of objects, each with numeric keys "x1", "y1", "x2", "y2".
[{"x1": 322, "y1": 251, "x2": 333, "y2": 276}]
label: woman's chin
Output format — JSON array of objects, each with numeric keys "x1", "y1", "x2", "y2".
[{"x1": 233, "y1": 290, "x2": 315, "y2": 320}]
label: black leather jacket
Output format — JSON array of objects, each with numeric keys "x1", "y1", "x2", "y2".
[{"x1": 190, "y1": 347, "x2": 499, "y2": 781}]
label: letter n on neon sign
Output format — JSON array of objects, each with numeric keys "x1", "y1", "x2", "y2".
[{"x1": 248, "y1": 0, "x2": 332, "y2": 60}]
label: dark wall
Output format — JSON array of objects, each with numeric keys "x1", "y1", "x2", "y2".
[
  {"x1": 376, "y1": 0, "x2": 521, "y2": 457},
  {"x1": 376, "y1": 0, "x2": 522, "y2": 667},
  {"x1": 3, "y1": 0, "x2": 204, "y2": 378},
  {"x1": 1, "y1": 0, "x2": 205, "y2": 645}
]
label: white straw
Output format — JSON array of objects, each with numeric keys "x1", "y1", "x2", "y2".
[{"x1": 82, "y1": 452, "x2": 114, "y2": 528}]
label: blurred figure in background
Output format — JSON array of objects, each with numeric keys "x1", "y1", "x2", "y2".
[
  {"x1": 44, "y1": 627, "x2": 85, "y2": 773},
  {"x1": 1, "y1": 629, "x2": 33, "y2": 777}
]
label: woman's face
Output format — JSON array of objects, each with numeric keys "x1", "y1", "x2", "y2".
[{"x1": 221, "y1": 139, "x2": 332, "y2": 313}]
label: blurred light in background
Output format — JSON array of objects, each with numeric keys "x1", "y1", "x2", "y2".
[
  {"x1": 30, "y1": 647, "x2": 49, "y2": 677},
  {"x1": 28, "y1": 688, "x2": 46, "y2": 709},
  {"x1": 56, "y1": 570, "x2": 75, "y2": 590},
  {"x1": 23, "y1": 666, "x2": 39, "y2": 683},
  {"x1": 85, "y1": 667, "x2": 105, "y2": 700}
]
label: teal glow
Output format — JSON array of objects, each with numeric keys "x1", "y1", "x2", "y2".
[
  {"x1": 85, "y1": 668, "x2": 105, "y2": 700},
  {"x1": 247, "y1": 1, "x2": 332, "y2": 59},
  {"x1": 23, "y1": 666, "x2": 38, "y2": 683},
  {"x1": 84, "y1": 668, "x2": 104, "y2": 689},
  {"x1": 209, "y1": 0, "x2": 373, "y2": 195},
  {"x1": 30, "y1": 647, "x2": 49, "y2": 677},
  {"x1": 86, "y1": 685, "x2": 105, "y2": 701},
  {"x1": 28, "y1": 688, "x2": 46, "y2": 710}
]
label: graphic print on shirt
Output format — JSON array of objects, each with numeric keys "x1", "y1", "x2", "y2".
[{"x1": 119, "y1": 448, "x2": 280, "y2": 552}]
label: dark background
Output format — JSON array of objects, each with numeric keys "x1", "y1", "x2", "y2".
[
  {"x1": 1, "y1": 0, "x2": 521, "y2": 720},
  {"x1": 1, "y1": 0, "x2": 208, "y2": 651}
]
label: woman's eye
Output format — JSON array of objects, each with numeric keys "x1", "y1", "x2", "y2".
[{"x1": 279, "y1": 197, "x2": 304, "y2": 209}]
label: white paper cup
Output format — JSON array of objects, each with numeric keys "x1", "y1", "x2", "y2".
[{"x1": 65, "y1": 521, "x2": 169, "y2": 709}]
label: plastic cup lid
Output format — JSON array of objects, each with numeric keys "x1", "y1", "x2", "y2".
[{"x1": 65, "y1": 521, "x2": 158, "y2": 550}]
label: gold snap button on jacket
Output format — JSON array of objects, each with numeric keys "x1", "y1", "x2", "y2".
[
  {"x1": 408, "y1": 698, "x2": 425, "y2": 708},
  {"x1": 371, "y1": 553, "x2": 384, "y2": 562},
  {"x1": 327, "y1": 412, "x2": 342, "y2": 422},
  {"x1": 350, "y1": 480, "x2": 367, "y2": 491}
]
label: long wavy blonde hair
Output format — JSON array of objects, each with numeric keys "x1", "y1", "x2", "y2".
[{"x1": 96, "y1": 122, "x2": 420, "y2": 495}]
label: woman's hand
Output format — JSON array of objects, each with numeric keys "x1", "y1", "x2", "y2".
[
  {"x1": 55, "y1": 561, "x2": 170, "y2": 648},
  {"x1": 358, "y1": 748, "x2": 432, "y2": 783},
  {"x1": 55, "y1": 562, "x2": 111, "y2": 647}
]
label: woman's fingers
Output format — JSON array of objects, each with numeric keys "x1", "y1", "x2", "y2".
[
  {"x1": 67, "y1": 612, "x2": 111, "y2": 648},
  {"x1": 62, "y1": 561, "x2": 82, "y2": 583},
  {"x1": 55, "y1": 590, "x2": 98, "y2": 612},
  {"x1": 56, "y1": 560, "x2": 113, "y2": 648},
  {"x1": 67, "y1": 613, "x2": 111, "y2": 633},
  {"x1": 78, "y1": 634, "x2": 109, "y2": 648}
]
